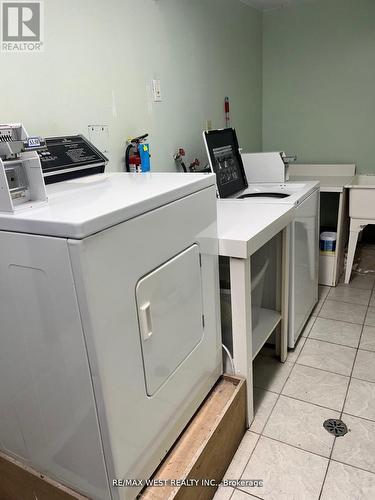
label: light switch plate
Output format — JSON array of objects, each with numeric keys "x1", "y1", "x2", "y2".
[{"x1": 152, "y1": 79, "x2": 162, "y2": 102}]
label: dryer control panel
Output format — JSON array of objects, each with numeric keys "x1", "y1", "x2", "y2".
[{"x1": 39, "y1": 135, "x2": 108, "y2": 184}]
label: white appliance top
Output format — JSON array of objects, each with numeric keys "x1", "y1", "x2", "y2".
[
  {"x1": 0, "y1": 172, "x2": 215, "y2": 238},
  {"x1": 227, "y1": 181, "x2": 319, "y2": 206},
  {"x1": 290, "y1": 175, "x2": 353, "y2": 193}
]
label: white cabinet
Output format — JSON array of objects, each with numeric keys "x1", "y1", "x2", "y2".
[{"x1": 290, "y1": 164, "x2": 356, "y2": 286}]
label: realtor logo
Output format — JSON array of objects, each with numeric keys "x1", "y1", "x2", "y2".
[{"x1": 1, "y1": 1, "x2": 44, "y2": 52}]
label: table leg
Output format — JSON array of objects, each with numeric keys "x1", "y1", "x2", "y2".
[
  {"x1": 344, "y1": 219, "x2": 365, "y2": 284},
  {"x1": 229, "y1": 256, "x2": 253, "y2": 427},
  {"x1": 280, "y1": 225, "x2": 290, "y2": 362},
  {"x1": 275, "y1": 226, "x2": 290, "y2": 361}
]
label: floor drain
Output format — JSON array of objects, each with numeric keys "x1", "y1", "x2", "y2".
[{"x1": 323, "y1": 419, "x2": 348, "y2": 437}]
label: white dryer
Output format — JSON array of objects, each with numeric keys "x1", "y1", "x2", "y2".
[{"x1": 0, "y1": 172, "x2": 222, "y2": 500}]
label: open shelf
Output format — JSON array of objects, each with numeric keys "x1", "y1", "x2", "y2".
[{"x1": 252, "y1": 308, "x2": 282, "y2": 359}]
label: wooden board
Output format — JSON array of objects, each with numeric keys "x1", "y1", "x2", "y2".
[
  {"x1": 0, "y1": 452, "x2": 89, "y2": 500},
  {"x1": 0, "y1": 375, "x2": 245, "y2": 500},
  {"x1": 140, "y1": 375, "x2": 246, "y2": 500}
]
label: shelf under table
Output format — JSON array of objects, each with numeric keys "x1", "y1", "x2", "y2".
[{"x1": 252, "y1": 307, "x2": 282, "y2": 359}]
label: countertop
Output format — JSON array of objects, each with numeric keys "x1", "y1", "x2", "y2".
[
  {"x1": 345, "y1": 175, "x2": 375, "y2": 188},
  {"x1": 290, "y1": 175, "x2": 355, "y2": 193},
  {"x1": 217, "y1": 200, "x2": 295, "y2": 259}
]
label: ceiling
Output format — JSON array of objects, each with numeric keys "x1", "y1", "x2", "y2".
[{"x1": 240, "y1": 0, "x2": 317, "y2": 11}]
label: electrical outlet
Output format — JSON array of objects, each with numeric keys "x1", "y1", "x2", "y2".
[
  {"x1": 88, "y1": 125, "x2": 109, "y2": 153},
  {"x1": 206, "y1": 120, "x2": 212, "y2": 131}
]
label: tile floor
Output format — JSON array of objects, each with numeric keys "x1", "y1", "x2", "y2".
[{"x1": 214, "y1": 272, "x2": 375, "y2": 500}]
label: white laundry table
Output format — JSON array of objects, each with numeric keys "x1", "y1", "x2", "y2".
[{"x1": 217, "y1": 200, "x2": 294, "y2": 426}]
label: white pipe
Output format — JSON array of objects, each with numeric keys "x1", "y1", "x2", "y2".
[{"x1": 222, "y1": 343, "x2": 235, "y2": 374}]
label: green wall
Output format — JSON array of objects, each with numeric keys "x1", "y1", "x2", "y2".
[
  {"x1": 0, "y1": 0, "x2": 262, "y2": 172},
  {"x1": 263, "y1": 0, "x2": 375, "y2": 173},
  {"x1": 3, "y1": 1, "x2": 375, "y2": 173}
]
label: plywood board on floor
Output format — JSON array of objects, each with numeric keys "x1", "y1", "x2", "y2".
[
  {"x1": 141, "y1": 374, "x2": 247, "y2": 500},
  {"x1": 0, "y1": 451, "x2": 89, "y2": 500}
]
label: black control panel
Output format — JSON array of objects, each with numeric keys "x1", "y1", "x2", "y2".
[
  {"x1": 38, "y1": 135, "x2": 108, "y2": 184},
  {"x1": 204, "y1": 128, "x2": 247, "y2": 198}
]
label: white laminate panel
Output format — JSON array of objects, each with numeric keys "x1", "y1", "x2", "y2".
[
  {"x1": 290, "y1": 175, "x2": 355, "y2": 193},
  {"x1": 217, "y1": 201, "x2": 294, "y2": 258}
]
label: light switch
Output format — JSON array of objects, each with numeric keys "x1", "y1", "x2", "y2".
[{"x1": 152, "y1": 79, "x2": 162, "y2": 102}]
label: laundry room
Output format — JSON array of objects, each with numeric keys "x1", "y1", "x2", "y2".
[{"x1": 0, "y1": 1, "x2": 374, "y2": 499}]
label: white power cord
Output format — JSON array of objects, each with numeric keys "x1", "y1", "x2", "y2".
[{"x1": 222, "y1": 343, "x2": 235, "y2": 374}]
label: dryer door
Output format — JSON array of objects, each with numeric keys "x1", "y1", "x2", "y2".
[{"x1": 136, "y1": 244, "x2": 204, "y2": 396}]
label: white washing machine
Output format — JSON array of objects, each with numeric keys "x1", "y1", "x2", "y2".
[
  {"x1": 203, "y1": 129, "x2": 319, "y2": 348},
  {"x1": 0, "y1": 172, "x2": 222, "y2": 500},
  {"x1": 230, "y1": 182, "x2": 320, "y2": 347}
]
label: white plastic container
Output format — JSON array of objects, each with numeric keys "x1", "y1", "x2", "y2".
[{"x1": 320, "y1": 231, "x2": 337, "y2": 252}]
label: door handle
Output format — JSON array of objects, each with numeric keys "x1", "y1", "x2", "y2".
[{"x1": 139, "y1": 301, "x2": 153, "y2": 341}]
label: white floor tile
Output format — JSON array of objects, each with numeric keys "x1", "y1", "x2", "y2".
[
  {"x1": 352, "y1": 349, "x2": 375, "y2": 383},
  {"x1": 258, "y1": 345, "x2": 277, "y2": 358},
  {"x1": 231, "y1": 489, "x2": 256, "y2": 499},
  {"x1": 319, "y1": 300, "x2": 367, "y2": 325},
  {"x1": 360, "y1": 325, "x2": 375, "y2": 352},
  {"x1": 309, "y1": 317, "x2": 361, "y2": 348},
  {"x1": 287, "y1": 335, "x2": 306, "y2": 363},
  {"x1": 263, "y1": 396, "x2": 338, "y2": 457},
  {"x1": 319, "y1": 286, "x2": 330, "y2": 300},
  {"x1": 344, "y1": 378, "x2": 375, "y2": 421},
  {"x1": 340, "y1": 273, "x2": 375, "y2": 290},
  {"x1": 282, "y1": 364, "x2": 349, "y2": 411},
  {"x1": 297, "y1": 339, "x2": 356, "y2": 376},
  {"x1": 312, "y1": 298, "x2": 325, "y2": 316},
  {"x1": 249, "y1": 389, "x2": 278, "y2": 434},
  {"x1": 327, "y1": 285, "x2": 371, "y2": 306},
  {"x1": 213, "y1": 485, "x2": 235, "y2": 500},
  {"x1": 253, "y1": 355, "x2": 294, "y2": 394},
  {"x1": 365, "y1": 307, "x2": 375, "y2": 327},
  {"x1": 320, "y1": 461, "x2": 375, "y2": 500},
  {"x1": 224, "y1": 432, "x2": 259, "y2": 480},
  {"x1": 332, "y1": 414, "x2": 375, "y2": 473},
  {"x1": 301, "y1": 316, "x2": 317, "y2": 337},
  {"x1": 240, "y1": 436, "x2": 328, "y2": 499}
]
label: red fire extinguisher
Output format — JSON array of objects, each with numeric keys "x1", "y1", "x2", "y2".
[{"x1": 225, "y1": 96, "x2": 230, "y2": 128}]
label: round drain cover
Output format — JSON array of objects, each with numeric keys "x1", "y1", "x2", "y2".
[{"x1": 323, "y1": 419, "x2": 348, "y2": 437}]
